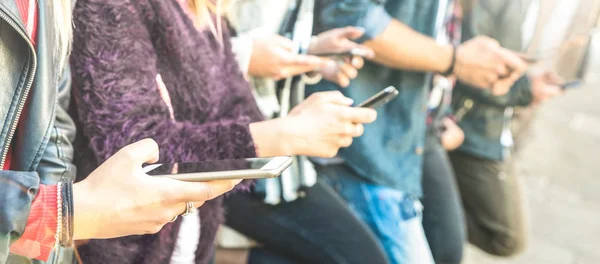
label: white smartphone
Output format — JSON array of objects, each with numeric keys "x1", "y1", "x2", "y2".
[{"x1": 142, "y1": 156, "x2": 293, "y2": 182}]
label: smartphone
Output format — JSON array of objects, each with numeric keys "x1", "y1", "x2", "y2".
[
  {"x1": 561, "y1": 81, "x2": 581, "y2": 90},
  {"x1": 357, "y1": 86, "x2": 399, "y2": 109},
  {"x1": 143, "y1": 156, "x2": 293, "y2": 182},
  {"x1": 314, "y1": 48, "x2": 372, "y2": 58}
]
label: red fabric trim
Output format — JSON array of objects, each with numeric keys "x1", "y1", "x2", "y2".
[
  {"x1": 16, "y1": 0, "x2": 38, "y2": 44},
  {"x1": 3, "y1": 146, "x2": 10, "y2": 170},
  {"x1": 9, "y1": 185, "x2": 58, "y2": 261}
]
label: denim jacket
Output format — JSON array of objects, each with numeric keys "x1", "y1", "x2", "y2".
[
  {"x1": 0, "y1": 1, "x2": 76, "y2": 263},
  {"x1": 309, "y1": 0, "x2": 441, "y2": 196}
]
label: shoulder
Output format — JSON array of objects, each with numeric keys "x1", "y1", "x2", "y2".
[{"x1": 73, "y1": 0, "x2": 153, "y2": 23}]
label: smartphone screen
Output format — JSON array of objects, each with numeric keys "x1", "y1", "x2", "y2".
[{"x1": 144, "y1": 158, "x2": 275, "y2": 175}]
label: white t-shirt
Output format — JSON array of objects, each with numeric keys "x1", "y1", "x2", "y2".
[{"x1": 170, "y1": 212, "x2": 201, "y2": 264}]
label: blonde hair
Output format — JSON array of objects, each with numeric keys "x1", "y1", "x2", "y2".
[
  {"x1": 48, "y1": 0, "x2": 73, "y2": 74},
  {"x1": 187, "y1": 0, "x2": 229, "y2": 45}
]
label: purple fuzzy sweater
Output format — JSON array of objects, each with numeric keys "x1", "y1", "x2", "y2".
[{"x1": 69, "y1": 0, "x2": 263, "y2": 263}]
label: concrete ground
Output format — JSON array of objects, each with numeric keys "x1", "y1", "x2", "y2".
[{"x1": 464, "y1": 42, "x2": 600, "y2": 264}]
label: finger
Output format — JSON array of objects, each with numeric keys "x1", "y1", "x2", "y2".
[
  {"x1": 174, "y1": 179, "x2": 241, "y2": 203},
  {"x1": 485, "y1": 72, "x2": 499, "y2": 87},
  {"x1": 338, "y1": 26, "x2": 366, "y2": 40},
  {"x1": 497, "y1": 48, "x2": 527, "y2": 74},
  {"x1": 492, "y1": 80, "x2": 512, "y2": 96},
  {"x1": 352, "y1": 123, "x2": 365, "y2": 137},
  {"x1": 336, "y1": 73, "x2": 350, "y2": 88},
  {"x1": 118, "y1": 138, "x2": 160, "y2": 164},
  {"x1": 496, "y1": 63, "x2": 509, "y2": 77},
  {"x1": 281, "y1": 54, "x2": 325, "y2": 67},
  {"x1": 274, "y1": 35, "x2": 295, "y2": 51},
  {"x1": 351, "y1": 56, "x2": 365, "y2": 69},
  {"x1": 278, "y1": 64, "x2": 322, "y2": 79},
  {"x1": 336, "y1": 122, "x2": 363, "y2": 136},
  {"x1": 340, "y1": 63, "x2": 358, "y2": 79},
  {"x1": 338, "y1": 136, "x2": 353, "y2": 148},
  {"x1": 313, "y1": 91, "x2": 354, "y2": 105},
  {"x1": 335, "y1": 106, "x2": 378, "y2": 123},
  {"x1": 352, "y1": 47, "x2": 375, "y2": 59}
]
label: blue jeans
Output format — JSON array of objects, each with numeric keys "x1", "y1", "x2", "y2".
[{"x1": 316, "y1": 164, "x2": 435, "y2": 264}]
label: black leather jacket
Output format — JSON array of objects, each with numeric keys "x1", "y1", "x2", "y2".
[{"x1": 0, "y1": 1, "x2": 76, "y2": 263}]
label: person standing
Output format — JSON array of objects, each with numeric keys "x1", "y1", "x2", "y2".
[
  {"x1": 0, "y1": 1, "x2": 241, "y2": 263},
  {"x1": 217, "y1": 1, "x2": 389, "y2": 263},
  {"x1": 309, "y1": 0, "x2": 527, "y2": 263}
]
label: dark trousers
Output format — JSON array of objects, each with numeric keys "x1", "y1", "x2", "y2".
[
  {"x1": 449, "y1": 150, "x2": 529, "y2": 257},
  {"x1": 224, "y1": 179, "x2": 389, "y2": 264},
  {"x1": 421, "y1": 137, "x2": 466, "y2": 264}
]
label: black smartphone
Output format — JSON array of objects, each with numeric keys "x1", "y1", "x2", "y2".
[
  {"x1": 142, "y1": 156, "x2": 293, "y2": 182},
  {"x1": 561, "y1": 81, "x2": 581, "y2": 90},
  {"x1": 313, "y1": 48, "x2": 372, "y2": 58},
  {"x1": 357, "y1": 86, "x2": 399, "y2": 109}
]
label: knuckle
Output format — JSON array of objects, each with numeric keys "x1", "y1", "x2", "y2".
[
  {"x1": 119, "y1": 148, "x2": 137, "y2": 162},
  {"x1": 338, "y1": 109, "x2": 352, "y2": 121},
  {"x1": 160, "y1": 189, "x2": 179, "y2": 206},
  {"x1": 201, "y1": 185, "x2": 216, "y2": 201}
]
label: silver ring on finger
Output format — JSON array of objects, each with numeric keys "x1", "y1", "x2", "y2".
[{"x1": 181, "y1": 201, "x2": 196, "y2": 216}]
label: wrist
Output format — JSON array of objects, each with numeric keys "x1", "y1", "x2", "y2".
[
  {"x1": 306, "y1": 36, "x2": 319, "y2": 55},
  {"x1": 72, "y1": 182, "x2": 95, "y2": 240},
  {"x1": 440, "y1": 44, "x2": 456, "y2": 76},
  {"x1": 250, "y1": 118, "x2": 292, "y2": 157}
]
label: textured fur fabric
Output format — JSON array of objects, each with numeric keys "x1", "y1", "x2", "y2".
[{"x1": 69, "y1": 0, "x2": 263, "y2": 263}]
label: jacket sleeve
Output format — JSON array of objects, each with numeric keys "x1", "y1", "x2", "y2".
[
  {"x1": 70, "y1": 1, "x2": 257, "y2": 165},
  {"x1": 0, "y1": 171, "x2": 40, "y2": 262},
  {"x1": 37, "y1": 68, "x2": 77, "y2": 184}
]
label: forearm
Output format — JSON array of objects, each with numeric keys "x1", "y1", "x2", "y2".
[
  {"x1": 249, "y1": 118, "x2": 290, "y2": 157},
  {"x1": 365, "y1": 20, "x2": 453, "y2": 72}
]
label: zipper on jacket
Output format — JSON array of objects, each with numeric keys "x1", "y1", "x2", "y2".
[{"x1": 0, "y1": 8, "x2": 37, "y2": 169}]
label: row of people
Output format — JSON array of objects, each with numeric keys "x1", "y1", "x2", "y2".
[{"x1": 2, "y1": 0, "x2": 587, "y2": 263}]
